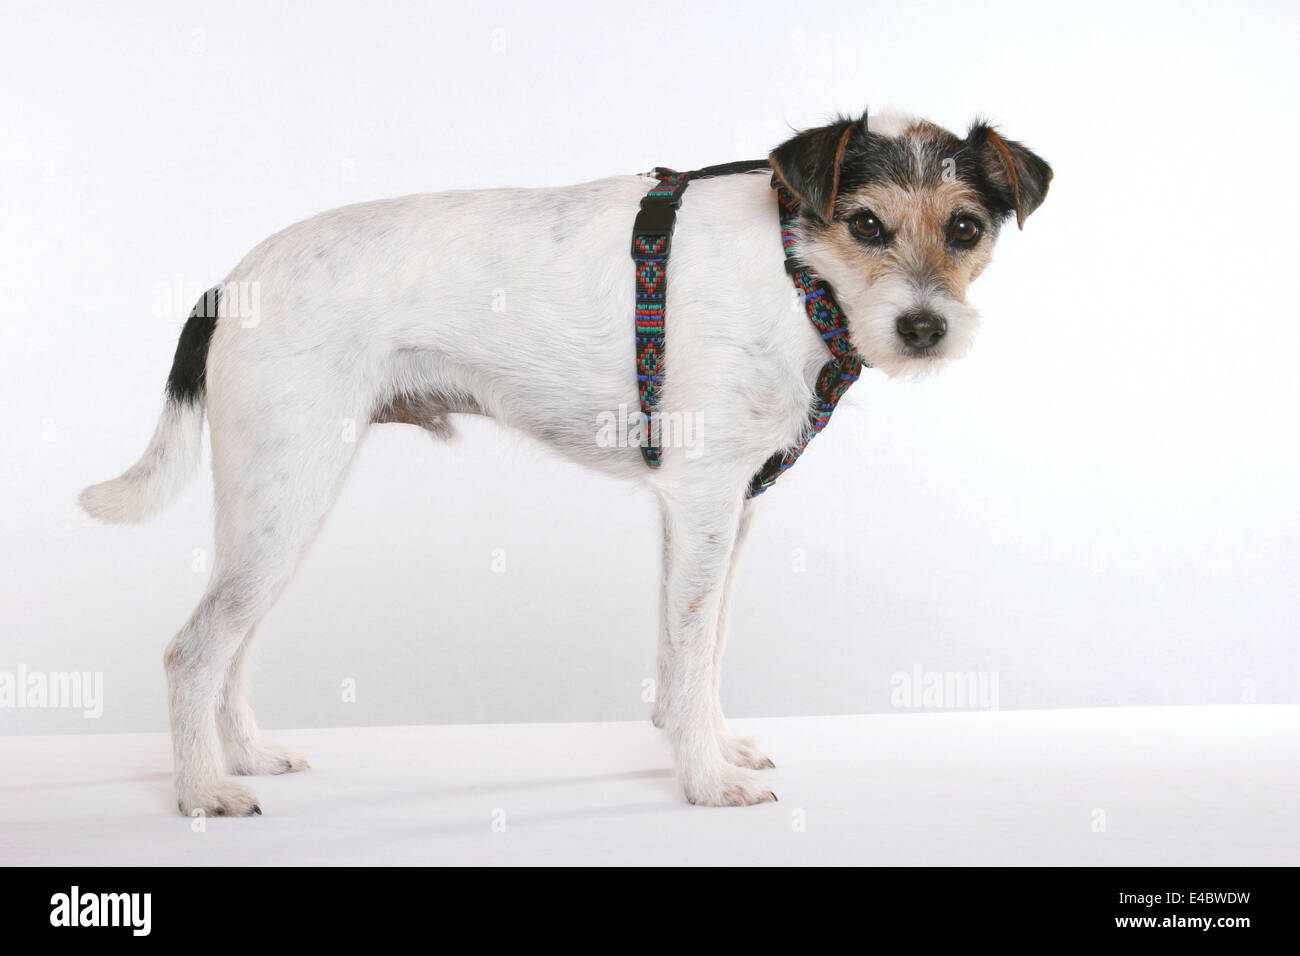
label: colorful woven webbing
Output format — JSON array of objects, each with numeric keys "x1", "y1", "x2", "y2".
[
  {"x1": 747, "y1": 184, "x2": 865, "y2": 496},
  {"x1": 632, "y1": 167, "x2": 692, "y2": 467},
  {"x1": 629, "y1": 164, "x2": 865, "y2": 492}
]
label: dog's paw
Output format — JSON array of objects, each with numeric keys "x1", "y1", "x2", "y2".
[
  {"x1": 227, "y1": 738, "x2": 310, "y2": 776},
  {"x1": 176, "y1": 780, "x2": 263, "y2": 817},
  {"x1": 682, "y1": 765, "x2": 778, "y2": 807},
  {"x1": 719, "y1": 734, "x2": 775, "y2": 770}
]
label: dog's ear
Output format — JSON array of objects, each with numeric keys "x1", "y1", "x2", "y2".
[
  {"x1": 967, "y1": 123, "x2": 1052, "y2": 229},
  {"x1": 769, "y1": 117, "x2": 861, "y2": 222}
]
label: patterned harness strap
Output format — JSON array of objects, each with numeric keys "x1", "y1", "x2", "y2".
[
  {"x1": 631, "y1": 164, "x2": 865, "y2": 494},
  {"x1": 632, "y1": 167, "x2": 692, "y2": 467},
  {"x1": 748, "y1": 184, "x2": 865, "y2": 496}
]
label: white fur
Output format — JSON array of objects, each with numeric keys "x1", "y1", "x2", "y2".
[
  {"x1": 83, "y1": 169, "x2": 968, "y2": 813},
  {"x1": 865, "y1": 108, "x2": 922, "y2": 139},
  {"x1": 798, "y1": 236, "x2": 981, "y2": 379},
  {"x1": 79, "y1": 401, "x2": 203, "y2": 523}
]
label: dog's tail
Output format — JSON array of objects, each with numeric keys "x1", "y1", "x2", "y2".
[{"x1": 79, "y1": 287, "x2": 220, "y2": 524}]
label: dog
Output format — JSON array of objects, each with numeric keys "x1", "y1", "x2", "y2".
[{"x1": 80, "y1": 109, "x2": 1051, "y2": 813}]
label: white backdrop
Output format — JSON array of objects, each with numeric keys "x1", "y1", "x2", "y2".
[{"x1": 2, "y1": 0, "x2": 1297, "y2": 736}]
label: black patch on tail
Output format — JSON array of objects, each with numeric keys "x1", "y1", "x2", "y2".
[{"x1": 165, "y1": 286, "x2": 220, "y2": 405}]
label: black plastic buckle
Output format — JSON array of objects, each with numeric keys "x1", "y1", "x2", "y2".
[{"x1": 631, "y1": 201, "x2": 679, "y2": 258}]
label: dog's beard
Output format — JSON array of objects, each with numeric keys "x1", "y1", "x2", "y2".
[{"x1": 847, "y1": 274, "x2": 981, "y2": 380}]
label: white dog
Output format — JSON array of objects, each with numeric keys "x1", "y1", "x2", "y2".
[{"x1": 81, "y1": 109, "x2": 1051, "y2": 814}]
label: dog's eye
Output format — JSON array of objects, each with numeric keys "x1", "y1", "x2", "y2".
[
  {"x1": 849, "y1": 213, "x2": 884, "y2": 242},
  {"x1": 949, "y1": 217, "x2": 981, "y2": 245}
]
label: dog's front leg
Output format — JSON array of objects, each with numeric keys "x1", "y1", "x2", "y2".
[
  {"x1": 658, "y1": 487, "x2": 777, "y2": 806},
  {"x1": 651, "y1": 508, "x2": 673, "y2": 729},
  {"x1": 655, "y1": 498, "x2": 772, "y2": 770},
  {"x1": 709, "y1": 500, "x2": 775, "y2": 771}
]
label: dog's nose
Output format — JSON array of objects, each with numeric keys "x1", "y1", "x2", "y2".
[{"x1": 896, "y1": 310, "x2": 947, "y2": 349}]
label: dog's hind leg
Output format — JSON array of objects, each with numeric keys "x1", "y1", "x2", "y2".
[
  {"x1": 217, "y1": 623, "x2": 310, "y2": 776},
  {"x1": 166, "y1": 402, "x2": 365, "y2": 816},
  {"x1": 658, "y1": 483, "x2": 777, "y2": 807}
]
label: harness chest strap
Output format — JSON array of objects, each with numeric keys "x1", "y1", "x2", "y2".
[
  {"x1": 631, "y1": 161, "x2": 772, "y2": 467},
  {"x1": 631, "y1": 167, "x2": 690, "y2": 468},
  {"x1": 631, "y1": 164, "x2": 866, "y2": 496}
]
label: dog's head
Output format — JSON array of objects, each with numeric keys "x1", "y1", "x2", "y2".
[{"x1": 769, "y1": 110, "x2": 1051, "y2": 377}]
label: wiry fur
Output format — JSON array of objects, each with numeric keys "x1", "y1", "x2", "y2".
[
  {"x1": 79, "y1": 401, "x2": 204, "y2": 523},
  {"x1": 82, "y1": 109, "x2": 1050, "y2": 813}
]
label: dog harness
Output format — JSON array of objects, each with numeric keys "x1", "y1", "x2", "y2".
[{"x1": 632, "y1": 163, "x2": 866, "y2": 496}]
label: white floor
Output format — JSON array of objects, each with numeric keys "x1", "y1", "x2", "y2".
[{"x1": 2, "y1": 706, "x2": 1297, "y2": 866}]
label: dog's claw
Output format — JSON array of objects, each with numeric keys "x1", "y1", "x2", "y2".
[
  {"x1": 720, "y1": 735, "x2": 774, "y2": 770},
  {"x1": 685, "y1": 767, "x2": 779, "y2": 807},
  {"x1": 176, "y1": 780, "x2": 262, "y2": 818},
  {"x1": 227, "y1": 739, "x2": 310, "y2": 776}
]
